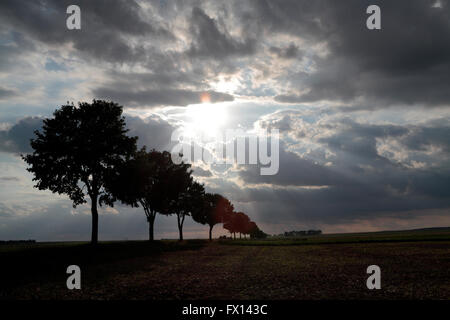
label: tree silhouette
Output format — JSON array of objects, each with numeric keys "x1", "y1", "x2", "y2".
[
  {"x1": 179, "y1": 180, "x2": 205, "y2": 241},
  {"x1": 22, "y1": 100, "x2": 137, "y2": 244},
  {"x1": 105, "y1": 148, "x2": 173, "y2": 241},
  {"x1": 223, "y1": 211, "x2": 264, "y2": 240},
  {"x1": 244, "y1": 221, "x2": 258, "y2": 238},
  {"x1": 163, "y1": 158, "x2": 198, "y2": 241},
  {"x1": 248, "y1": 222, "x2": 268, "y2": 239},
  {"x1": 191, "y1": 193, "x2": 234, "y2": 241},
  {"x1": 234, "y1": 212, "x2": 251, "y2": 239},
  {"x1": 223, "y1": 211, "x2": 238, "y2": 239}
]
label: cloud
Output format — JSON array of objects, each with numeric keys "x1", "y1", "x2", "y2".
[
  {"x1": 0, "y1": 176, "x2": 20, "y2": 182},
  {"x1": 238, "y1": 145, "x2": 345, "y2": 187},
  {"x1": 2, "y1": 0, "x2": 450, "y2": 109},
  {"x1": 0, "y1": 31, "x2": 35, "y2": 72},
  {"x1": 125, "y1": 114, "x2": 175, "y2": 151},
  {"x1": 0, "y1": 0, "x2": 174, "y2": 64},
  {"x1": 245, "y1": 0, "x2": 450, "y2": 107},
  {"x1": 269, "y1": 43, "x2": 302, "y2": 59},
  {"x1": 0, "y1": 203, "x2": 14, "y2": 217},
  {"x1": 192, "y1": 166, "x2": 213, "y2": 177},
  {"x1": 0, "y1": 87, "x2": 16, "y2": 99},
  {"x1": 399, "y1": 119, "x2": 450, "y2": 154},
  {"x1": 233, "y1": 112, "x2": 450, "y2": 227},
  {"x1": 0, "y1": 117, "x2": 42, "y2": 153},
  {"x1": 94, "y1": 88, "x2": 234, "y2": 108},
  {"x1": 187, "y1": 7, "x2": 256, "y2": 59}
]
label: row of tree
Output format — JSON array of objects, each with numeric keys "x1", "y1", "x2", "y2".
[
  {"x1": 23, "y1": 100, "x2": 266, "y2": 244},
  {"x1": 105, "y1": 147, "x2": 265, "y2": 241}
]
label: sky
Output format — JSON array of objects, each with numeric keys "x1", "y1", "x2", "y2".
[{"x1": 0, "y1": 0, "x2": 450, "y2": 241}]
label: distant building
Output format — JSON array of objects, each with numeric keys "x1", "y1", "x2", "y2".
[{"x1": 281, "y1": 230, "x2": 322, "y2": 237}]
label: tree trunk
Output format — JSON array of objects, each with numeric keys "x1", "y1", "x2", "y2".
[
  {"x1": 209, "y1": 224, "x2": 213, "y2": 241},
  {"x1": 148, "y1": 218, "x2": 154, "y2": 241},
  {"x1": 233, "y1": 232, "x2": 236, "y2": 240},
  {"x1": 179, "y1": 227, "x2": 183, "y2": 241},
  {"x1": 239, "y1": 233, "x2": 242, "y2": 239},
  {"x1": 147, "y1": 210, "x2": 156, "y2": 241},
  {"x1": 90, "y1": 194, "x2": 98, "y2": 245},
  {"x1": 177, "y1": 213, "x2": 184, "y2": 241}
]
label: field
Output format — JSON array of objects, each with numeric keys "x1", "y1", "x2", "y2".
[{"x1": 1, "y1": 228, "x2": 450, "y2": 300}]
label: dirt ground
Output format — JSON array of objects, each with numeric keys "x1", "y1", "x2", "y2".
[{"x1": 2, "y1": 240, "x2": 449, "y2": 300}]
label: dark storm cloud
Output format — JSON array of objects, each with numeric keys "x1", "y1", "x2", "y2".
[
  {"x1": 0, "y1": 1, "x2": 242, "y2": 109},
  {"x1": 236, "y1": 116, "x2": 450, "y2": 225},
  {"x1": 236, "y1": 167, "x2": 450, "y2": 227},
  {"x1": 187, "y1": 7, "x2": 257, "y2": 59},
  {"x1": 239, "y1": 145, "x2": 347, "y2": 187},
  {"x1": 2, "y1": 0, "x2": 450, "y2": 108},
  {"x1": 235, "y1": 183, "x2": 450, "y2": 227},
  {"x1": 90, "y1": 51, "x2": 236, "y2": 107},
  {"x1": 0, "y1": 117, "x2": 42, "y2": 153},
  {"x1": 316, "y1": 119, "x2": 450, "y2": 199},
  {"x1": 318, "y1": 119, "x2": 409, "y2": 161},
  {"x1": 102, "y1": 70, "x2": 205, "y2": 91},
  {"x1": 125, "y1": 114, "x2": 175, "y2": 151},
  {"x1": 94, "y1": 87, "x2": 234, "y2": 108},
  {"x1": 400, "y1": 120, "x2": 450, "y2": 154},
  {"x1": 245, "y1": 0, "x2": 450, "y2": 107},
  {"x1": 0, "y1": 0, "x2": 173, "y2": 64}
]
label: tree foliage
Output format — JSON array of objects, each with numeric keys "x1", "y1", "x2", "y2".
[
  {"x1": 105, "y1": 148, "x2": 174, "y2": 240},
  {"x1": 191, "y1": 193, "x2": 234, "y2": 240},
  {"x1": 22, "y1": 100, "x2": 137, "y2": 244},
  {"x1": 159, "y1": 156, "x2": 202, "y2": 241},
  {"x1": 223, "y1": 211, "x2": 265, "y2": 239}
]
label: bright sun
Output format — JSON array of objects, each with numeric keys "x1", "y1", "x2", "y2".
[{"x1": 184, "y1": 102, "x2": 228, "y2": 138}]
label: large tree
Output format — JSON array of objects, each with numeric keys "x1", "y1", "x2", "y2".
[
  {"x1": 22, "y1": 100, "x2": 137, "y2": 244},
  {"x1": 192, "y1": 193, "x2": 234, "y2": 241},
  {"x1": 105, "y1": 148, "x2": 173, "y2": 241},
  {"x1": 161, "y1": 157, "x2": 198, "y2": 241}
]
